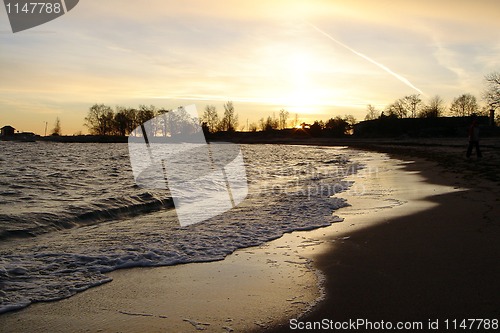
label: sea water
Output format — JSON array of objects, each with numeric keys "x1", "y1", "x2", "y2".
[{"x1": 0, "y1": 142, "x2": 360, "y2": 313}]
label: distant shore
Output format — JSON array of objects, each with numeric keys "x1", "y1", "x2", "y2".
[{"x1": 39, "y1": 135, "x2": 129, "y2": 143}]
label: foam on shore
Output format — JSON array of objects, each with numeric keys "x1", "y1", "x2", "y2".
[{"x1": 1, "y1": 150, "x2": 466, "y2": 332}]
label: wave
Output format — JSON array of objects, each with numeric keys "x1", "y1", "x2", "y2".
[
  {"x1": 0, "y1": 192, "x2": 351, "y2": 314},
  {"x1": 0, "y1": 144, "x2": 361, "y2": 315},
  {"x1": 0, "y1": 193, "x2": 174, "y2": 241}
]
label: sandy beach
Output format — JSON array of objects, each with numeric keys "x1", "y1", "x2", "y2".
[
  {"x1": 1, "y1": 142, "x2": 499, "y2": 332},
  {"x1": 266, "y1": 140, "x2": 500, "y2": 332}
]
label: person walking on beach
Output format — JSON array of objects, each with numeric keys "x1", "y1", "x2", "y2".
[{"x1": 466, "y1": 114, "x2": 482, "y2": 159}]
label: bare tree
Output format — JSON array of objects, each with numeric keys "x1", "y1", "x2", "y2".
[
  {"x1": 220, "y1": 101, "x2": 238, "y2": 132},
  {"x1": 84, "y1": 104, "x2": 114, "y2": 135},
  {"x1": 202, "y1": 105, "x2": 219, "y2": 133},
  {"x1": 138, "y1": 105, "x2": 156, "y2": 132},
  {"x1": 156, "y1": 108, "x2": 171, "y2": 137},
  {"x1": 113, "y1": 106, "x2": 142, "y2": 136},
  {"x1": 344, "y1": 114, "x2": 357, "y2": 131},
  {"x1": 269, "y1": 114, "x2": 279, "y2": 131},
  {"x1": 385, "y1": 95, "x2": 422, "y2": 118},
  {"x1": 449, "y1": 93, "x2": 478, "y2": 116},
  {"x1": 484, "y1": 71, "x2": 500, "y2": 111},
  {"x1": 249, "y1": 122, "x2": 258, "y2": 132},
  {"x1": 278, "y1": 109, "x2": 289, "y2": 129},
  {"x1": 258, "y1": 117, "x2": 266, "y2": 131},
  {"x1": 386, "y1": 99, "x2": 407, "y2": 118},
  {"x1": 113, "y1": 106, "x2": 129, "y2": 136},
  {"x1": 51, "y1": 117, "x2": 61, "y2": 136},
  {"x1": 402, "y1": 94, "x2": 422, "y2": 118},
  {"x1": 365, "y1": 104, "x2": 379, "y2": 120},
  {"x1": 420, "y1": 95, "x2": 446, "y2": 118},
  {"x1": 478, "y1": 105, "x2": 493, "y2": 117}
]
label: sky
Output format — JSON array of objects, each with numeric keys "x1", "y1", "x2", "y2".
[{"x1": 1, "y1": 0, "x2": 500, "y2": 135}]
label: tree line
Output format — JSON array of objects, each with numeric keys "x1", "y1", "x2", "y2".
[
  {"x1": 364, "y1": 93, "x2": 484, "y2": 121},
  {"x1": 200, "y1": 101, "x2": 239, "y2": 133},
  {"x1": 203, "y1": 105, "x2": 356, "y2": 136},
  {"x1": 84, "y1": 101, "x2": 356, "y2": 137},
  {"x1": 364, "y1": 71, "x2": 500, "y2": 122},
  {"x1": 84, "y1": 71, "x2": 499, "y2": 136},
  {"x1": 84, "y1": 102, "x2": 239, "y2": 136}
]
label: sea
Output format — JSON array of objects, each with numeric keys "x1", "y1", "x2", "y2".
[{"x1": 0, "y1": 142, "x2": 361, "y2": 314}]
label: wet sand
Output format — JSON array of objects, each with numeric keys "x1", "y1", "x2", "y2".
[
  {"x1": 266, "y1": 142, "x2": 500, "y2": 332},
  {"x1": 0, "y1": 230, "x2": 325, "y2": 333},
  {"x1": 1, "y1": 145, "x2": 499, "y2": 332}
]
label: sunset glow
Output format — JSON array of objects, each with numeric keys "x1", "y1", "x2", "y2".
[{"x1": 1, "y1": 1, "x2": 500, "y2": 134}]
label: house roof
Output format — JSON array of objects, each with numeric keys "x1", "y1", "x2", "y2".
[{"x1": 1, "y1": 125, "x2": 15, "y2": 130}]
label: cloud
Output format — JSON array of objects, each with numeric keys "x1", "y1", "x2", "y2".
[
  {"x1": 306, "y1": 22, "x2": 424, "y2": 95},
  {"x1": 2, "y1": 0, "x2": 500, "y2": 133}
]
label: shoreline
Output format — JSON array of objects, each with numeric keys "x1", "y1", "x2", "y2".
[
  {"x1": 0, "y1": 218, "x2": 332, "y2": 332},
  {"x1": 266, "y1": 145, "x2": 500, "y2": 332},
  {"x1": 1, "y1": 145, "x2": 499, "y2": 332}
]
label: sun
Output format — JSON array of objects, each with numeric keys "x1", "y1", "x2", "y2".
[{"x1": 282, "y1": 51, "x2": 327, "y2": 113}]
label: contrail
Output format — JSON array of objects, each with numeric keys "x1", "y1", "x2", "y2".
[{"x1": 307, "y1": 22, "x2": 424, "y2": 95}]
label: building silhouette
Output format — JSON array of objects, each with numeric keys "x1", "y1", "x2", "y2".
[{"x1": 1, "y1": 125, "x2": 15, "y2": 137}]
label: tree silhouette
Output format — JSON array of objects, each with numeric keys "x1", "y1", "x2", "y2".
[
  {"x1": 420, "y1": 95, "x2": 446, "y2": 118},
  {"x1": 84, "y1": 104, "x2": 114, "y2": 135},
  {"x1": 248, "y1": 122, "x2": 258, "y2": 132},
  {"x1": 386, "y1": 98, "x2": 407, "y2": 118},
  {"x1": 51, "y1": 117, "x2": 61, "y2": 136},
  {"x1": 385, "y1": 95, "x2": 422, "y2": 118},
  {"x1": 450, "y1": 94, "x2": 478, "y2": 116},
  {"x1": 365, "y1": 104, "x2": 379, "y2": 120},
  {"x1": 201, "y1": 105, "x2": 219, "y2": 133},
  {"x1": 263, "y1": 114, "x2": 279, "y2": 131},
  {"x1": 484, "y1": 71, "x2": 500, "y2": 111},
  {"x1": 220, "y1": 101, "x2": 238, "y2": 132},
  {"x1": 310, "y1": 120, "x2": 324, "y2": 137},
  {"x1": 325, "y1": 117, "x2": 349, "y2": 137},
  {"x1": 113, "y1": 107, "x2": 131, "y2": 136},
  {"x1": 279, "y1": 109, "x2": 289, "y2": 129},
  {"x1": 403, "y1": 94, "x2": 422, "y2": 118}
]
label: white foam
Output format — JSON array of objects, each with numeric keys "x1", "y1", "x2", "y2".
[{"x1": 0, "y1": 144, "x2": 360, "y2": 314}]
